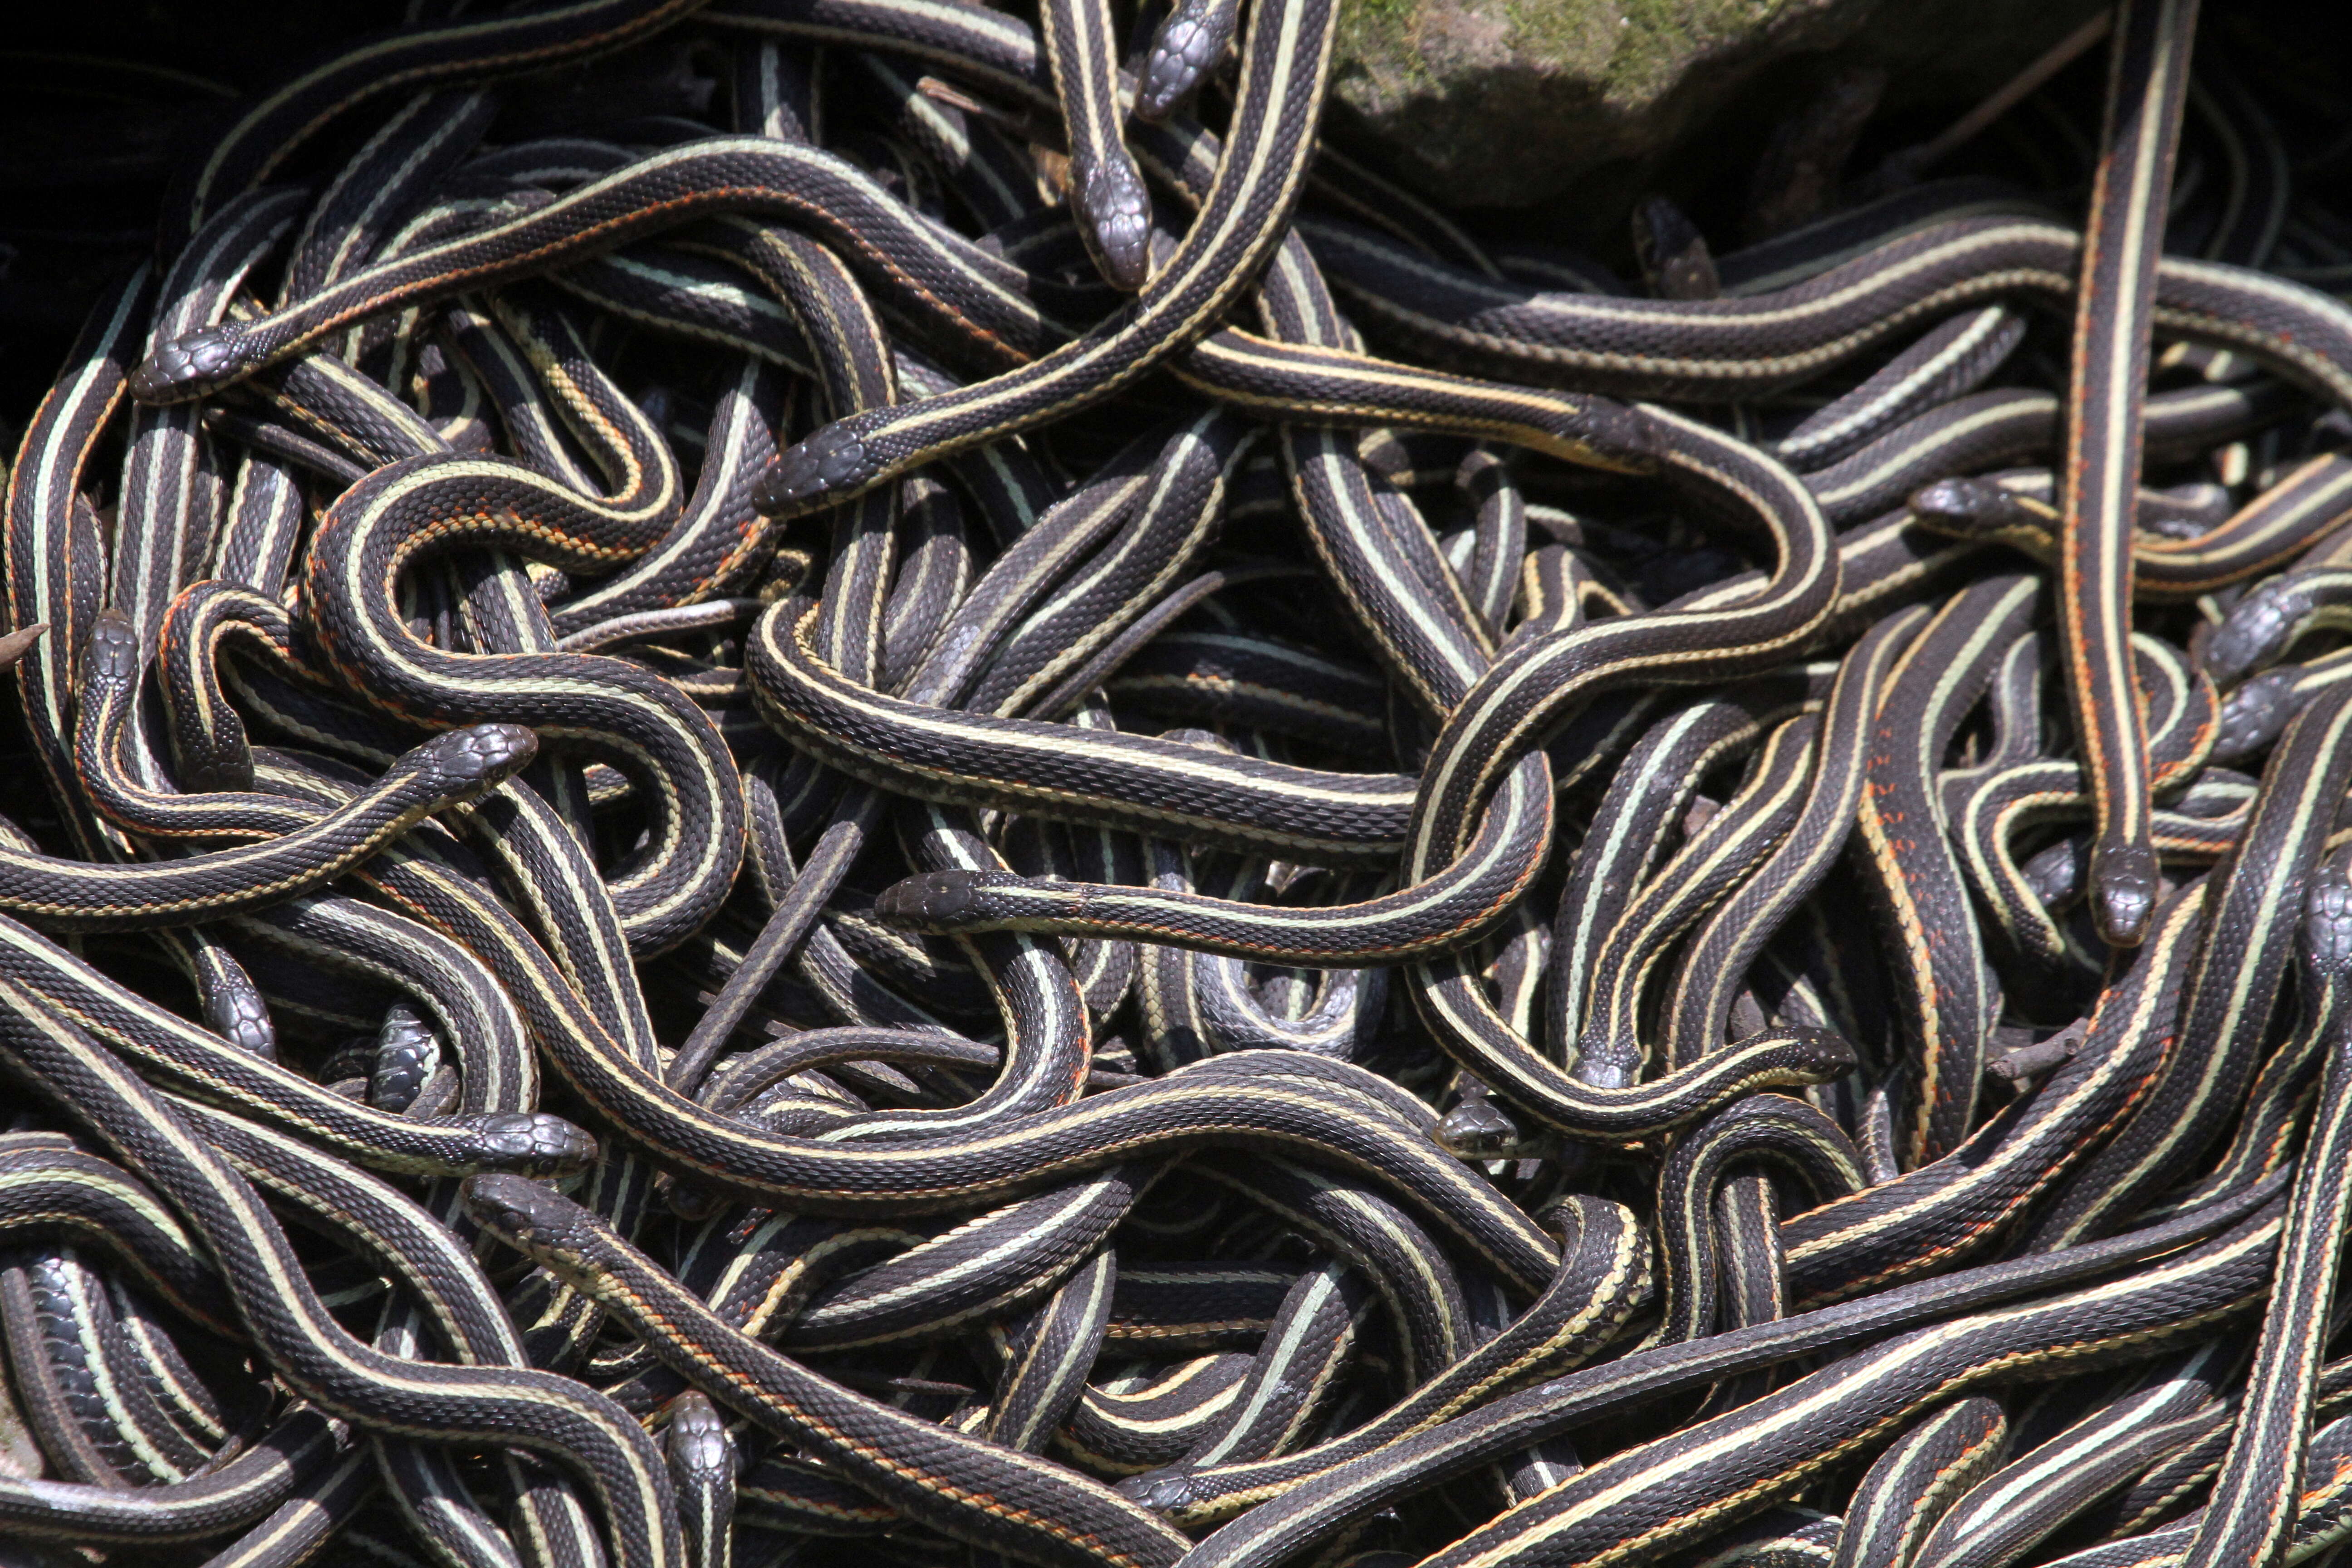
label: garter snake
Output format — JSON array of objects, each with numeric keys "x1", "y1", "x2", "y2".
[
  {"x1": 167, "y1": 0, "x2": 714, "y2": 249},
  {"x1": 463, "y1": 1171, "x2": 1192, "y2": 1568},
  {"x1": 12, "y1": 11, "x2": 2351, "y2": 1568},
  {"x1": 1038, "y1": 0, "x2": 1149, "y2": 289},
  {"x1": 0, "y1": 611, "x2": 539, "y2": 931},
  {"x1": 1837, "y1": 1398, "x2": 2009, "y2": 1568},
  {"x1": 1121, "y1": 1194, "x2": 1650, "y2": 1527},
  {"x1": 2057, "y1": 0, "x2": 2201, "y2": 947},
  {"x1": 872, "y1": 405, "x2": 1836, "y2": 971},
  {"x1": 0, "y1": 976, "x2": 682, "y2": 1568},
  {"x1": 300, "y1": 451, "x2": 746, "y2": 953},
  {"x1": 2180, "y1": 885, "x2": 2352, "y2": 1568},
  {"x1": 1168, "y1": 1181, "x2": 2286, "y2": 1568}
]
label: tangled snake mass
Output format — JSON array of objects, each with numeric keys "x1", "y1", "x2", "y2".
[{"x1": 11, "y1": 1, "x2": 2352, "y2": 1566}]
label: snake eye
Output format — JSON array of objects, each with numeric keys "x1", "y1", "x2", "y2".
[
  {"x1": 1568, "y1": 398, "x2": 1659, "y2": 473},
  {"x1": 129, "y1": 322, "x2": 246, "y2": 402},
  {"x1": 753, "y1": 427, "x2": 872, "y2": 514},
  {"x1": 80, "y1": 611, "x2": 139, "y2": 683},
  {"x1": 1434, "y1": 1097, "x2": 1523, "y2": 1158},
  {"x1": 413, "y1": 724, "x2": 539, "y2": 789},
  {"x1": 1071, "y1": 158, "x2": 1152, "y2": 292},
  {"x1": 1117, "y1": 1470, "x2": 1196, "y2": 1512},
  {"x1": 873, "y1": 870, "x2": 983, "y2": 928},
  {"x1": 469, "y1": 1113, "x2": 598, "y2": 1177},
  {"x1": 455, "y1": 723, "x2": 539, "y2": 780}
]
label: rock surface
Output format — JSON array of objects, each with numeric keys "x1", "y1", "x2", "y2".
[{"x1": 1329, "y1": 0, "x2": 2108, "y2": 210}]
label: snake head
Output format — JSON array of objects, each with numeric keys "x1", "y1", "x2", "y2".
[
  {"x1": 662, "y1": 1173, "x2": 730, "y2": 1222},
  {"x1": 411, "y1": 723, "x2": 539, "y2": 797},
  {"x1": 2090, "y1": 841, "x2": 2159, "y2": 949},
  {"x1": 753, "y1": 425, "x2": 873, "y2": 516},
  {"x1": 466, "y1": 1112, "x2": 598, "y2": 1177},
  {"x1": 80, "y1": 611, "x2": 140, "y2": 687},
  {"x1": 1117, "y1": 1468, "x2": 1198, "y2": 1513},
  {"x1": 2305, "y1": 856, "x2": 2352, "y2": 977},
  {"x1": 2023, "y1": 835, "x2": 2088, "y2": 909},
  {"x1": 664, "y1": 1392, "x2": 735, "y2": 1483},
  {"x1": 461, "y1": 1172, "x2": 603, "y2": 1261},
  {"x1": 203, "y1": 977, "x2": 278, "y2": 1062},
  {"x1": 1434, "y1": 1097, "x2": 1523, "y2": 1160},
  {"x1": 129, "y1": 323, "x2": 250, "y2": 403},
  {"x1": 1745, "y1": 1025, "x2": 1859, "y2": 1081},
  {"x1": 1569, "y1": 1037, "x2": 1641, "y2": 1091},
  {"x1": 2212, "y1": 668, "x2": 2299, "y2": 763},
  {"x1": 1136, "y1": 7, "x2": 1231, "y2": 119},
  {"x1": 1908, "y1": 476, "x2": 1996, "y2": 531},
  {"x1": 369, "y1": 1004, "x2": 440, "y2": 1113},
  {"x1": 2203, "y1": 581, "x2": 2297, "y2": 689},
  {"x1": 1069, "y1": 156, "x2": 1152, "y2": 291},
  {"x1": 873, "y1": 869, "x2": 1015, "y2": 931},
  {"x1": 1563, "y1": 397, "x2": 1660, "y2": 475},
  {"x1": 1908, "y1": 476, "x2": 2048, "y2": 538},
  {"x1": 1799, "y1": 1025, "x2": 1859, "y2": 1074}
]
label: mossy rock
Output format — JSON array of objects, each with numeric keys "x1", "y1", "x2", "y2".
[{"x1": 1328, "y1": 0, "x2": 2107, "y2": 211}]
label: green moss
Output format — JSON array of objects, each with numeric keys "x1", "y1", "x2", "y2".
[
  {"x1": 1597, "y1": 0, "x2": 1798, "y2": 100},
  {"x1": 1337, "y1": 0, "x2": 1431, "y2": 85},
  {"x1": 1498, "y1": 0, "x2": 1612, "y2": 70},
  {"x1": 1333, "y1": 0, "x2": 1759, "y2": 100},
  {"x1": 1618, "y1": 0, "x2": 1717, "y2": 98},
  {"x1": 1461, "y1": 0, "x2": 1726, "y2": 96}
]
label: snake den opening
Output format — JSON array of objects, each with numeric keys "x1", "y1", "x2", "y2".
[{"x1": 5, "y1": 0, "x2": 2352, "y2": 1565}]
